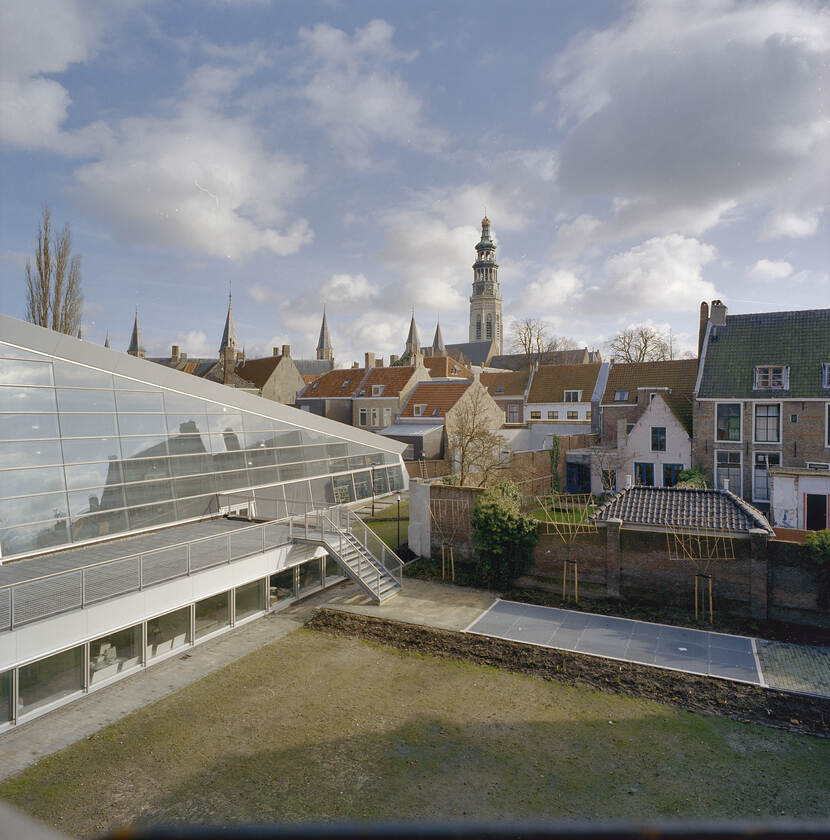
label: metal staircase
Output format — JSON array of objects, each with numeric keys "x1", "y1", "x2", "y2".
[{"x1": 293, "y1": 506, "x2": 403, "y2": 604}]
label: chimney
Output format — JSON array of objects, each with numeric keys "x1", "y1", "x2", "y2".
[
  {"x1": 722, "y1": 478, "x2": 730, "y2": 492},
  {"x1": 179, "y1": 351, "x2": 187, "y2": 363},
  {"x1": 352, "y1": 361, "x2": 360, "y2": 369},
  {"x1": 282, "y1": 344, "x2": 291, "y2": 357},
  {"x1": 710, "y1": 299, "x2": 727, "y2": 327},
  {"x1": 273, "y1": 347, "x2": 280, "y2": 358},
  {"x1": 364, "y1": 352, "x2": 375, "y2": 369},
  {"x1": 625, "y1": 474, "x2": 633, "y2": 488},
  {"x1": 171, "y1": 345, "x2": 179, "y2": 363},
  {"x1": 698, "y1": 302, "x2": 709, "y2": 356},
  {"x1": 390, "y1": 354, "x2": 399, "y2": 365},
  {"x1": 375, "y1": 358, "x2": 383, "y2": 368},
  {"x1": 616, "y1": 418, "x2": 627, "y2": 449}
]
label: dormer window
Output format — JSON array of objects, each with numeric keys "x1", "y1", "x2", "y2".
[
  {"x1": 564, "y1": 390, "x2": 581, "y2": 403},
  {"x1": 754, "y1": 366, "x2": 787, "y2": 390},
  {"x1": 432, "y1": 408, "x2": 441, "y2": 416},
  {"x1": 496, "y1": 386, "x2": 504, "y2": 393},
  {"x1": 341, "y1": 379, "x2": 350, "y2": 389},
  {"x1": 614, "y1": 390, "x2": 629, "y2": 401},
  {"x1": 372, "y1": 384, "x2": 384, "y2": 396},
  {"x1": 413, "y1": 404, "x2": 427, "y2": 417},
  {"x1": 312, "y1": 382, "x2": 318, "y2": 389}
]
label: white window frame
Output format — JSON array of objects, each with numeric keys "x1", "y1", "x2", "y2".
[
  {"x1": 715, "y1": 449, "x2": 742, "y2": 496},
  {"x1": 752, "y1": 401, "x2": 782, "y2": 445},
  {"x1": 613, "y1": 390, "x2": 629, "y2": 401},
  {"x1": 413, "y1": 404, "x2": 426, "y2": 417},
  {"x1": 371, "y1": 385, "x2": 384, "y2": 397},
  {"x1": 358, "y1": 408, "x2": 368, "y2": 426},
  {"x1": 753, "y1": 365, "x2": 788, "y2": 390},
  {"x1": 564, "y1": 390, "x2": 581, "y2": 403},
  {"x1": 506, "y1": 404, "x2": 520, "y2": 423},
  {"x1": 715, "y1": 401, "x2": 742, "y2": 444},
  {"x1": 382, "y1": 407, "x2": 391, "y2": 427},
  {"x1": 823, "y1": 363, "x2": 830, "y2": 389},
  {"x1": 370, "y1": 408, "x2": 379, "y2": 427},
  {"x1": 752, "y1": 450, "x2": 781, "y2": 503}
]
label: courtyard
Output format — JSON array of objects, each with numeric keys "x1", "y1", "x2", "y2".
[{"x1": 1, "y1": 624, "x2": 828, "y2": 838}]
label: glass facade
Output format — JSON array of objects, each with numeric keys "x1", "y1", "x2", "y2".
[
  {"x1": 90, "y1": 625, "x2": 142, "y2": 685},
  {"x1": 269, "y1": 568, "x2": 296, "y2": 607},
  {"x1": 147, "y1": 607, "x2": 190, "y2": 659},
  {"x1": 195, "y1": 592, "x2": 230, "y2": 639},
  {"x1": 0, "y1": 340, "x2": 405, "y2": 559},
  {"x1": 18, "y1": 646, "x2": 84, "y2": 715},
  {"x1": 0, "y1": 670, "x2": 11, "y2": 724},
  {"x1": 298, "y1": 557, "x2": 323, "y2": 595},
  {"x1": 235, "y1": 579, "x2": 266, "y2": 621}
]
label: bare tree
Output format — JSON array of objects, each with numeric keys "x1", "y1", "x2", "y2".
[
  {"x1": 510, "y1": 318, "x2": 577, "y2": 369},
  {"x1": 607, "y1": 325, "x2": 668, "y2": 363},
  {"x1": 587, "y1": 445, "x2": 626, "y2": 496},
  {"x1": 25, "y1": 206, "x2": 83, "y2": 336},
  {"x1": 449, "y1": 386, "x2": 509, "y2": 487}
]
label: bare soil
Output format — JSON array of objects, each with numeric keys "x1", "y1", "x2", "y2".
[{"x1": 308, "y1": 608, "x2": 830, "y2": 738}]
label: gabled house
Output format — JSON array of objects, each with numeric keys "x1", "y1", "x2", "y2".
[
  {"x1": 479, "y1": 370, "x2": 530, "y2": 425},
  {"x1": 524, "y1": 363, "x2": 602, "y2": 430},
  {"x1": 694, "y1": 301, "x2": 830, "y2": 522},
  {"x1": 235, "y1": 346, "x2": 306, "y2": 406},
  {"x1": 352, "y1": 358, "x2": 430, "y2": 431},
  {"x1": 295, "y1": 368, "x2": 367, "y2": 424},
  {"x1": 488, "y1": 347, "x2": 601, "y2": 372}
]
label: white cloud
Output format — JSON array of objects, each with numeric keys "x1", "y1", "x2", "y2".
[
  {"x1": 599, "y1": 234, "x2": 719, "y2": 314},
  {"x1": 761, "y1": 210, "x2": 821, "y2": 239},
  {"x1": 747, "y1": 259, "x2": 793, "y2": 282},
  {"x1": 298, "y1": 19, "x2": 440, "y2": 167},
  {"x1": 521, "y1": 269, "x2": 582, "y2": 312},
  {"x1": 174, "y1": 330, "x2": 213, "y2": 357},
  {"x1": 546, "y1": 0, "x2": 830, "y2": 252},
  {"x1": 319, "y1": 273, "x2": 378, "y2": 305},
  {"x1": 74, "y1": 106, "x2": 312, "y2": 259}
]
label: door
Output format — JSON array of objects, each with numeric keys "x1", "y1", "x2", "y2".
[
  {"x1": 806, "y1": 494, "x2": 828, "y2": 531},
  {"x1": 566, "y1": 462, "x2": 591, "y2": 494}
]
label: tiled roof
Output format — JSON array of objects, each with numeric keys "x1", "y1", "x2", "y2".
[
  {"x1": 299, "y1": 368, "x2": 367, "y2": 398},
  {"x1": 445, "y1": 340, "x2": 495, "y2": 366},
  {"x1": 480, "y1": 370, "x2": 529, "y2": 397},
  {"x1": 489, "y1": 348, "x2": 591, "y2": 371},
  {"x1": 355, "y1": 366, "x2": 417, "y2": 398},
  {"x1": 424, "y1": 355, "x2": 471, "y2": 378},
  {"x1": 527, "y1": 363, "x2": 601, "y2": 404},
  {"x1": 592, "y1": 486, "x2": 773, "y2": 534},
  {"x1": 400, "y1": 380, "x2": 471, "y2": 418},
  {"x1": 147, "y1": 357, "x2": 256, "y2": 389},
  {"x1": 293, "y1": 358, "x2": 335, "y2": 377},
  {"x1": 698, "y1": 308, "x2": 830, "y2": 399},
  {"x1": 235, "y1": 356, "x2": 282, "y2": 389}
]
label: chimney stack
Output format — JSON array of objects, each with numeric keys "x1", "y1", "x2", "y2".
[
  {"x1": 171, "y1": 345, "x2": 179, "y2": 363},
  {"x1": 722, "y1": 478, "x2": 730, "y2": 492},
  {"x1": 180, "y1": 351, "x2": 187, "y2": 363},
  {"x1": 390, "y1": 354, "x2": 399, "y2": 365},
  {"x1": 375, "y1": 358, "x2": 383, "y2": 368},
  {"x1": 352, "y1": 361, "x2": 360, "y2": 369},
  {"x1": 282, "y1": 344, "x2": 291, "y2": 357},
  {"x1": 625, "y1": 474, "x2": 633, "y2": 488},
  {"x1": 273, "y1": 347, "x2": 279, "y2": 357},
  {"x1": 710, "y1": 299, "x2": 727, "y2": 327},
  {"x1": 364, "y1": 352, "x2": 375, "y2": 369},
  {"x1": 698, "y1": 301, "x2": 709, "y2": 356}
]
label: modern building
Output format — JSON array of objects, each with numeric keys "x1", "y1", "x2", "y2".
[
  {"x1": 0, "y1": 314, "x2": 407, "y2": 731},
  {"x1": 693, "y1": 302, "x2": 830, "y2": 517}
]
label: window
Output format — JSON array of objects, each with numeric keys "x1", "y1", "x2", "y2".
[
  {"x1": 564, "y1": 390, "x2": 580, "y2": 403},
  {"x1": 476, "y1": 319, "x2": 481, "y2": 340},
  {"x1": 716, "y1": 403, "x2": 741, "y2": 441},
  {"x1": 601, "y1": 470, "x2": 616, "y2": 494},
  {"x1": 614, "y1": 390, "x2": 629, "y2": 401},
  {"x1": 586, "y1": 410, "x2": 591, "y2": 420},
  {"x1": 827, "y1": 403, "x2": 830, "y2": 447},
  {"x1": 382, "y1": 407, "x2": 391, "y2": 426},
  {"x1": 663, "y1": 464, "x2": 684, "y2": 488},
  {"x1": 651, "y1": 426, "x2": 667, "y2": 451},
  {"x1": 715, "y1": 450, "x2": 741, "y2": 494},
  {"x1": 359, "y1": 408, "x2": 367, "y2": 426},
  {"x1": 341, "y1": 379, "x2": 350, "y2": 389},
  {"x1": 431, "y1": 408, "x2": 440, "y2": 417},
  {"x1": 507, "y1": 405, "x2": 520, "y2": 423},
  {"x1": 530, "y1": 411, "x2": 541, "y2": 420},
  {"x1": 495, "y1": 386, "x2": 504, "y2": 394},
  {"x1": 754, "y1": 403, "x2": 781, "y2": 443},
  {"x1": 790, "y1": 414, "x2": 798, "y2": 424},
  {"x1": 634, "y1": 462, "x2": 654, "y2": 486},
  {"x1": 754, "y1": 366, "x2": 787, "y2": 389},
  {"x1": 566, "y1": 410, "x2": 578, "y2": 420},
  {"x1": 626, "y1": 423, "x2": 635, "y2": 435},
  {"x1": 371, "y1": 385, "x2": 383, "y2": 397},
  {"x1": 753, "y1": 452, "x2": 780, "y2": 501},
  {"x1": 413, "y1": 404, "x2": 426, "y2": 417},
  {"x1": 547, "y1": 410, "x2": 558, "y2": 420},
  {"x1": 486, "y1": 317, "x2": 493, "y2": 340}
]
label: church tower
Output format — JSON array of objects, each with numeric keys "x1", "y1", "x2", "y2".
[
  {"x1": 469, "y1": 216, "x2": 502, "y2": 354},
  {"x1": 316, "y1": 307, "x2": 333, "y2": 361}
]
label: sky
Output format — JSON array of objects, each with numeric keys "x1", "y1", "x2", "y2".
[{"x1": 0, "y1": 0, "x2": 827, "y2": 366}]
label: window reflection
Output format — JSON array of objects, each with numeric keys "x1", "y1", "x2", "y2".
[
  {"x1": 52, "y1": 361, "x2": 112, "y2": 389},
  {"x1": 56, "y1": 389, "x2": 116, "y2": 413},
  {"x1": 0, "y1": 466, "x2": 65, "y2": 498},
  {"x1": 0, "y1": 359, "x2": 54, "y2": 387},
  {"x1": 60, "y1": 414, "x2": 118, "y2": 438},
  {"x1": 0, "y1": 387, "x2": 58, "y2": 412}
]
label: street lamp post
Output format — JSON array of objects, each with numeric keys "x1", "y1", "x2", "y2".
[{"x1": 396, "y1": 493, "x2": 402, "y2": 550}]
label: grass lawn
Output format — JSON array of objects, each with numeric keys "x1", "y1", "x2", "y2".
[
  {"x1": 530, "y1": 506, "x2": 596, "y2": 523},
  {"x1": 365, "y1": 499, "x2": 409, "y2": 552},
  {"x1": 1, "y1": 629, "x2": 828, "y2": 837}
]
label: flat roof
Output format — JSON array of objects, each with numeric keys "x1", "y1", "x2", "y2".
[{"x1": 377, "y1": 423, "x2": 444, "y2": 438}]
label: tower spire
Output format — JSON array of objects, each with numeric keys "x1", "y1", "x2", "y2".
[
  {"x1": 104, "y1": 331, "x2": 110, "y2": 349},
  {"x1": 405, "y1": 309, "x2": 420, "y2": 359},
  {"x1": 431, "y1": 320, "x2": 446, "y2": 355},
  {"x1": 127, "y1": 309, "x2": 146, "y2": 358},
  {"x1": 219, "y1": 287, "x2": 238, "y2": 354},
  {"x1": 316, "y1": 306, "x2": 333, "y2": 361}
]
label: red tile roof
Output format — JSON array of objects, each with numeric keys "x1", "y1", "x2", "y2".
[
  {"x1": 355, "y1": 367, "x2": 417, "y2": 398},
  {"x1": 235, "y1": 356, "x2": 282, "y2": 389},
  {"x1": 480, "y1": 370, "x2": 529, "y2": 398},
  {"x1": 527, "y1": 363, "x2": 601, "y2": 404},
  {"x1": 300, "y1": 368, "x2": 367, "y2": 398},
  {"x1": 400, "y1": 381, "x2": 471, "y2": 419},
  {"x1": 424, "y1": 356, "x2": 471, "y2": 378}
]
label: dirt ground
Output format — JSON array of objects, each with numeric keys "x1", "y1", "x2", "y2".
[
  {"x1": 1, "y1": 626, "x2": 828, "y2": 838},
  {"x1": 309, "y1": 609, "x2": 830, "y2": 738}
]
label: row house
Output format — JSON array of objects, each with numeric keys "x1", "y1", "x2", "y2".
[
  {"x1": 479, "y1": 370, "x2": 530, "y2": 425},
  {"x1": 693, "y1": 301, "x2": 830, "y2": 529},
  {"x1": 524, "y1": 363, "x2": 604, "y2": 430}
]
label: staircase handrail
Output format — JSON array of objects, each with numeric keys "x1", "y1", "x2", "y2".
[{"x1": 339, "y1": 506, "x2": 404, "y2": 586}]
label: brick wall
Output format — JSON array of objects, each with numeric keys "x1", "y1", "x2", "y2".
[{"x1": 510, "y1": 433, "x2": 596, "y2": 490}]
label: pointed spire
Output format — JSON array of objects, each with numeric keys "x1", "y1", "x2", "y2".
[
  {"x1": 316, "y1": 306, "x2": 333, "y2": 361},
  {"x1": 431, "y1": 320, "x2": 446, "y2": 355},
  {"x1": 104, "y1": 331, "x2": 110, "y2": 349},
  {"x1": 405, "y1": 308, "x2": 420, "y2": 358},
  {"x1": 219, "y1": 288, "x2": 238, "y2": 354},
  {"x1": 127, "y1": 310, "x2": 145, "y2": 358}
]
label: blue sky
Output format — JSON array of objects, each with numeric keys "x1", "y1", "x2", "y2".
[{"x1": 0, "y1": 0, "x2": 827, "y2": 365}]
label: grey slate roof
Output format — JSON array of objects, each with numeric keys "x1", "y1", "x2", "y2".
[
  {"x1": 294, "y1": 358, "x2": 335, "y2": 377},
  {"x1": 446, "y1": 340, "x2": 495, "y2": 366},
  {"x1": 591, "y1": 486, "x2": 774, "y2": 534},
  {"x1": 698, "y1": 308, "x2": 830, "y2": 399}
]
